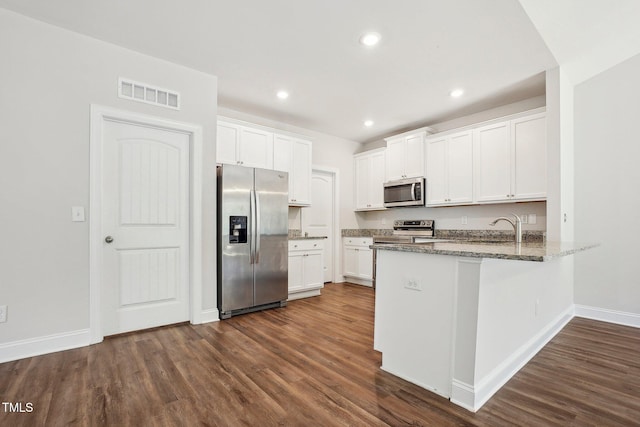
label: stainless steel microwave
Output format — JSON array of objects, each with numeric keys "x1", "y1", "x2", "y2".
[{"x1": 383, "y1": 177, "x2": 425, "y2": 208}]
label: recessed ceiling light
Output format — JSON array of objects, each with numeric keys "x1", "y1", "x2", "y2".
[
  {"x1": 276, "y1": 90, "x2": 289, "y2": 100},
  {"x1": 364, "y1": 120, "x2": 374, "y2": 127},
  {"x1": 450, "y1": 88, "x2": 464, "y2": 98},
  {"x1": 359, "y1": 32, "x2": 381, "y2": 47}
]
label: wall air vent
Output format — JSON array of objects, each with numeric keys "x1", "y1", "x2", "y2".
[{"x1": 118, "y1": 78, "x2": 180, "y2": 110}]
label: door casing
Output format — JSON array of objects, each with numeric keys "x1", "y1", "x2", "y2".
[{"x1": 89, "y1": 105, "x2": 204, "y2": 344}]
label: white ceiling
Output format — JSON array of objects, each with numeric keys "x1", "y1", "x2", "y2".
[{"x1": 0, "y1": 0, "x2": 560, "y2": 143}]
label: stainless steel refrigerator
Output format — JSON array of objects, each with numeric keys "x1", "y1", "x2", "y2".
[{"x1": 216, "y1": 164, "x2": 289, "y2": 319}]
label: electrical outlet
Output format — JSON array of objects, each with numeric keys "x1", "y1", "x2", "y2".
[
  {"x1": 521, "y1": 214, "x2": 528, "y2": 224},
  {"x1": 529, "y1": 214, "x2": 537, "y2": 225},
  {"x1": 0, "y1": 305, "x2": 7, "y2": 323},
  {"x1": 404, "y1": 279, "x2": 421, "y2": 291},
  {"x1": 461, "y1": 215, "x2": 468, "y2": 225}
]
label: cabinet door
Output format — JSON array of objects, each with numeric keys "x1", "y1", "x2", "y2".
[
  {"x1": 512, "y1": 114, "x2": 546, "y2": 200},
  {"x1": 303, "y1": 252, "x2": 324, "y2": 288},
  {"x1": 273, "y1": 134, "x2": 292, "y2": 173},
  {"x1": 217, "y1": 122, "x2": 240, "y2": 165},
  {"x1": 369, "y1": 151, "x2": 386, "y2": 209},
  {"x1": 291, "y1": 139, "x2": 312, "y2": 205},
  {"x1": 357, "y1": 247, "x2": 373, "y2": 280},
  {"x1": 239, "y1": 127, "x2": 273, "y2": 169},
  {"x1": 404, "y1": 132, "x2": 425, "y2": 178},
  {"x1": 474, "y1": 122, "x2": 511, "y2": 202},
  {"x1": 426, "y1": 136, "x2": 448, "y2": 205},
  {"x1": 385, "y1": 137, "x2": 406, "y2": 181},
  {"x1": 343, "y1": 246, "x2": 358, "y2": 277},
  {"x1": 288, "y1": 253, "x2": 305, "y2": 293},
  {"x1": 354, "y1": 155, "x2": 371, "y2": 210},
  {"x1": 447, "y1": 131, "x2": 474, "y2": 204}
]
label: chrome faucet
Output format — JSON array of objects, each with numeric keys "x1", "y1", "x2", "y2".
[{"x1": 489, "y1": 214, "x2": 522, "y2": 243}]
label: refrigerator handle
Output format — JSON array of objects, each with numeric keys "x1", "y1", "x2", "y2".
[
  {"x1": 250, "y1": 189, "x2": 256, "y2": 264},
  {"x1": 255, "y1": 191, "x2": 261, "y2": 264}
]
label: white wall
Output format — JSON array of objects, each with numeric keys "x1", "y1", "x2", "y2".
[
  {"x1": 573, "y1": 52, "x2": 640, "y2": 316},
  {"x1": 0, "y1": 10, "x2": 218, "y2": 345},
  {"x1": 217, "y1": 107, "x2": 361, "y2": 231}
]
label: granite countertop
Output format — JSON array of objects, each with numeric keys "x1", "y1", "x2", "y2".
[
  {"x1": 371, "y1": 240, "x2": 599, "y2": 262},
  {"x1": 289, "y1": 236, "x2": 327, "y2": 240}
]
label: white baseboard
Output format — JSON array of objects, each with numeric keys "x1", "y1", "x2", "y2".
[
  {"x1": 0, "y1": 329, "x2": 91, "y2": 364},
  {"x1": 198, "y1": 308, "x2": 220, "y2": 324},
  {"x1": 574, "y1": 304, "x2": 640, "y2": 328},
  {"x1": 288, "y1": 288, "x2": 322, "y2": 301},
  {"x1": 343, "y1": 278, "x2": 373, "y2": 287},
  {"x1": 451, "y1": 306, "x2": 574, "y2": 412}
]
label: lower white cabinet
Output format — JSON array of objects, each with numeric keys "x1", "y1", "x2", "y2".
[
  {"x1": 288, "y1": 239, "x2": 324, "y2": 300},
  {"x1": 343, "y1": 237, "x2": 373, "y2": 286}
]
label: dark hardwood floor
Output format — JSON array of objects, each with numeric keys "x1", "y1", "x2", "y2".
[{"x1": 2, "y1": 283, "x2": 640, "y2": 426}]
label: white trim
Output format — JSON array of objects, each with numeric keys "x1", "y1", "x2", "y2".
[
  {"x1": 343, "y1": 278, "x2": 373, "y2": 287},
  {"x1": 575, "y1": 304, "x2": 640, "y2": 328},
  {"x1": 450, "y1": 305, "x2": 574, "y2": 412},
  {"x1": 450, "y1": 380, "x2": 476, "y2": 412},
  {"x1": 308, "y1": 165, "x2": 341, "y2": 284},
  {"x1": 288, "y1": 288, "x2": 322, "y2": 301},
  {"x1": 380, "y1": 365, "x2": 450, "y2": 399},
  {"x1": 199, "y1": 308, "x2": 220, "y2": 324},
  {"x1": 89, "y1": 105, "x2": 205, "y2": 343},
  {"x1": 0, "y1": 329, "x2": 91, "y2": 364}
]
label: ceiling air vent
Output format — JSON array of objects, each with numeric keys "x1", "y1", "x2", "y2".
[{"x1": 118, "y1": 78, "x2": 180, "y2": 110}]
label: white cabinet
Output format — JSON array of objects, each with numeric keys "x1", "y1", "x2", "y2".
[
  {"x1": 288, "y1": 239, "x2": 324, "y2": 300},
  {"x1": 217, "y1": 120, "x2": 274, "y2": 169},
  {"x1": 426, "y1": 130, "x2": 473, "y2": 206},
  {"x1": 511, "y1": 113, "x2": 547, "y2": 200},
  {"x1": 385, "y1": 130, "x2": 428, "y2": 181},
  {"x1": 273, "y1": 134, "x2": 312, "y2": 206},
  {"x1": 343, "y1": 237, "x2": 373, "y2": 286},
  {"x1": 474, "y1": 112, "x2": 546, "y2": 203},
  {"x1": 354, "y1": 149, "x2": 386, "y2": 211}
]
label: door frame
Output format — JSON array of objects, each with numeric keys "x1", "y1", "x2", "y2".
[
  {"x1": 305, "y1": 165, "x2": 341, "y2": 283},
  {"x1": 89, "y1": 105, "x2": 203, "y2": 344}
]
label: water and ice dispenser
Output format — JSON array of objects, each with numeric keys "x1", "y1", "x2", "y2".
[{"x1": 229, "y1": 216, "x2": 247, "y2": 244}]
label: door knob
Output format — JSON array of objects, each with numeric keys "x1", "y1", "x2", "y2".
[{"x1": 105, "y1": 236, "x2": 114, "y2": 243}]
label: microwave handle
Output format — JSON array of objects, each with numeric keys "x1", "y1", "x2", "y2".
[{"x1": 411, "y1": 183, "x2": 416, "y2": 201}]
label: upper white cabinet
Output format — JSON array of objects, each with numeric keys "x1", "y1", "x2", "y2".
[
  {"x1": 426, "y1": 130, "x2": 473, "y2": 206},
  {"x1": 385, "y1": 130, "x2": 429, "y2": 181},
  {"x1": 217, "y1": 117, "x2": 313, "y2": 206},
  {"x1": 354, "y1": 148, "x2": 386, "y2": 211},
  {"x1": 273, "y1": 134, "x2": 312, "y2": 206},
  {"x1": 217, "y1": 120, "x2": 273, "y2": 169},
  {"x1": 474, "y1": 112, "x2": 546, "y2": 203}
]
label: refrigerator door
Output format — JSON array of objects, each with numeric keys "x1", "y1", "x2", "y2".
[
  {"x1": 218, "y1": 164, "x2": 254, "y2": 313},
  {"x1": 253, "y1": 167, "x2": 289, "y2": 306}
]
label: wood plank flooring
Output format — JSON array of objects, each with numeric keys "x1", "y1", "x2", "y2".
[{"x1": 1, "y1": 282, "x2": 640, "y2": 426}]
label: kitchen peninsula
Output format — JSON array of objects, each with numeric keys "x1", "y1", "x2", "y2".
[{"x1": 372, "y1": 239, "x2": 597, "y2": 412}]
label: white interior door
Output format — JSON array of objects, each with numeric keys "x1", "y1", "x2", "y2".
[
  {"x1": 101, "y1": 120, "x2": 190, "y2": 336},
  {"x1": 301, "y1": 169, "x2": 334, "y2": 283}
]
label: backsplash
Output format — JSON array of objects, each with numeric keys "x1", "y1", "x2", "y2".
[
  {"x1": 288, "y1": 229, "x2": 302, "y2": 238},
  {"x1": 341, "y1": 228, "x2": 544, "y2": 242}
]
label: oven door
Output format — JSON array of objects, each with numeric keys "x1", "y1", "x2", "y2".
[{"x1": 383, "y1": 178, "x2": 425, "y2": 207}]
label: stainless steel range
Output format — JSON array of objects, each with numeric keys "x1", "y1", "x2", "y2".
[{"x1": 372, "y1": 219, "x2": 437, "y2": 287}]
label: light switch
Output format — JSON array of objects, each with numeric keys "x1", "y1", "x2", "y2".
[
  {"x1": 529, "y1": 214, "x2": 537, "y2": 225},
  {"x1": 72, "y1": 206, "x2": 85, "y2": 222}
]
